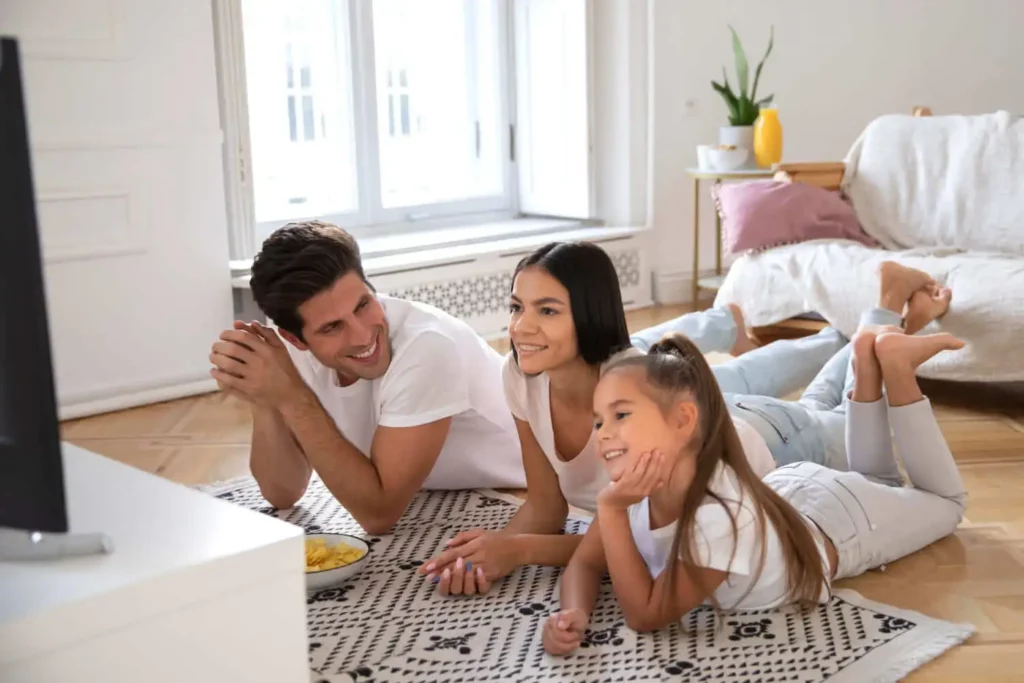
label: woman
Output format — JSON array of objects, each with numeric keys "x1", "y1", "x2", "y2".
[{"x1": 419, "y1": 242, "x2": 848, "y2": 596}]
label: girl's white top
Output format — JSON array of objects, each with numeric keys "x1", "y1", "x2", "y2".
[{"x1": 627, "y1": 463, "x2": 831, "y2": 611}]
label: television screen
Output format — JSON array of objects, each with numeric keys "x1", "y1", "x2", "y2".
[{"x1": 0, "y1": 37, "x2": 69, "y2": 534}]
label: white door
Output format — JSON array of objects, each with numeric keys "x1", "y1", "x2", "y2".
[{"x1": 1, "y1": 0, "x2": 233, "y2": 418}]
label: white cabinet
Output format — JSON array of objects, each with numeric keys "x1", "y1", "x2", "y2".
[{"x1": 0, "y1": 444, "x2": 309, "y2": 683}]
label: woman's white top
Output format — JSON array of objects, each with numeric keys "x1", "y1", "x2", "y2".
[
  {"x1": 627, "y1": 463, "x2": 831, "y2": 611},
  {"x1": 501, "y1": 355, "x2": 778, "y2": 514},
  {"x1": 501, "y1": 356, "x2": 608, "y2": 512}
]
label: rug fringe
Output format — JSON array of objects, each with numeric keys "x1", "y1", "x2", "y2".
[
  {"x1": 829, "y1": 589, "x2": 976, "y2": 683},
  {"x1": 865, "y1": 624, "x2": 976, "y2": 683}
]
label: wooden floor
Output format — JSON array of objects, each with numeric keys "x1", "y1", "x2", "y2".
[{"x1": 61, "y1": 304, "x2": 1024, "y2": 682}]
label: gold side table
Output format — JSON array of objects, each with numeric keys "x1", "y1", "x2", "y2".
[{"x1": 686, "y1": 167, "x2": 774, "y2": 309}]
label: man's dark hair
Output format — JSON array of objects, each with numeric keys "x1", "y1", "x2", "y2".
[
  {"x1": 512, "y1": 241, "x2": 631, "y2": 366},
  {"x1": 250, "y1": 220, "x2": 367, "y2": 341}
]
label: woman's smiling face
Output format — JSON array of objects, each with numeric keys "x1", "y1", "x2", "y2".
[{"x1": 508, "y1": 266, "x2": 579, "y2": 374}]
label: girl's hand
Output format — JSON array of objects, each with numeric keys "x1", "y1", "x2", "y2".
[
  {"x1": 543, "y1": 608, "x2": 589, "y2": 655},
  {"x1": 597, "y1": 450, "x2": 666, "y2": 510},
  {"x1": 419, "y1": 529, "x2": 518, "y2": 595}
]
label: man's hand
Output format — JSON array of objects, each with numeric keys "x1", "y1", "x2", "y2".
[
  {"x1": 542, "y1": 608, "x2": 588, "y2": 656},
  {"x1": 596, "y1": 450, "x2": 666, "y2": 510},
  {"x1": 209, "y1": 321, "x2": 307, "y2": 409},
  {"x1": 419, "y1": 529, "x2": 519, "y2": 595}
]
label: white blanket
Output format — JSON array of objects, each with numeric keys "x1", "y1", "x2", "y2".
[
  {"x1": 843, "y1": 111, "x2": 1024, "y2": 255},
  {"x1": 714, "y1": 240, "x2": 1024, "y2": 382}
]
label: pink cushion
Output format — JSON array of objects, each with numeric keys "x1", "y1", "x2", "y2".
[{"x1": 713, "y1": 181, "x2": 879, "y2": 254}]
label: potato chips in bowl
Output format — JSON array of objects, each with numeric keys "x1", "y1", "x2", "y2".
[{"x1": 304, "y1": 533, "x2": 370, "y2": 591}]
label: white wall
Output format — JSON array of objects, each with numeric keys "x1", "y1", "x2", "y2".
[
  {"x1": 648, "y1": 0, "x2": 1024, "y2": 302},
  {"x1": 2, "y1": 0, "x2": 233, "y2": 417}
]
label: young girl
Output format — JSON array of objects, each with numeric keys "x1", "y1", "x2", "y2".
[{"x1": 543, "y1": 327, "x2": 967, "y2": 654}]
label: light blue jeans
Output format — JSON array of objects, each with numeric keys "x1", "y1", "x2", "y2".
[
  {"x1": 722, "y1": 308, "x2": 904, "y2": 470},
  {"x1": 630, "y1": 307, "x2": 849, "y2": 400},
  {"x1": 629, "y1": 306, "x2": 903, "y2": 471}
]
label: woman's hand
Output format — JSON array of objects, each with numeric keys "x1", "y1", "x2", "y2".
[
  {"x1": 542, "y1": 608, "x2": 589, "y2": 655},
  {"x1": 419, "y1": 529, "x2": 521, "y2": 596},
  {"x1": 597, "y1": 450, "x2": 666, "y2": 510}
]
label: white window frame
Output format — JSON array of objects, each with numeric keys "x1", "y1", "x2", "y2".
[{"x1": 215, "y1": 0, "x2": 594, "y2": 261}]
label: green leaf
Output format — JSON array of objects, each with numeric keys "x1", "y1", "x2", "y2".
[
  {"x1": 735, "y1": 96, "x2": 758, "y2": 126},
  {"x1": 750, "y1": 26, "x2": 774, "y2": 102},
  {"x1": 711, "y1": 80, "x2": 738, "y2": 107},
  {"x1": 729, "y1": 26, "x2": 749, "y2": 98},
  {"x1": 756, "y1": 94, "x2": 774, "y2": 108},
  {"x1": 711, "y1": 80, "x2": 741, "y2": 122}
]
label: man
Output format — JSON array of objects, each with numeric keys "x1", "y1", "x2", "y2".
[{"x1": 209, "y1": 221, "x2": 525, "y2": 534}]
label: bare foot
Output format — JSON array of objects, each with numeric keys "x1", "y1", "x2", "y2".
[
  {"x1": 727, "y1": 304, "x2": 759, "y2": 356},
  {"x1": 874, "y1": 331, "x2": 966, "y2": 372},
  {"x1": 858, "y1": 323, "x2": 904, "y2": 337},
  {"x1": 903, "y1": 287, "x2": 952, "y2": 335},
  {"x1": 878, "y1": 261, "x2": 937, "y2": 315},
  {"x1": 850, "y1": 329, "x2": 884, "y2": 402}
]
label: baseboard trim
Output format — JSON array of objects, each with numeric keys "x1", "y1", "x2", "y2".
[
  {"x1": 652, "y1": 268, "x2": 727, "y2": 305},
  {"x1": 60, "y1": 377, "x2": 218, "y2": 421}
]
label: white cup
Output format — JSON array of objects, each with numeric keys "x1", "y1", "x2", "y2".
[{"x1": 697, "y1": 144, "x2": 713, "y2": 171}]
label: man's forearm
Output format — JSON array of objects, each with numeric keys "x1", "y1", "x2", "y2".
[
  {"x1": 250, "y1": 407, "x2": 312, "y2": 508},
  {"x1": 277, "y1": 389, "x2": 399, "y2": 533}
]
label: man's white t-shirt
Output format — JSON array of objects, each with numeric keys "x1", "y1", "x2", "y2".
[
  {"x1": 628, "y1": 463, "x2": 831, "y2": 611},
  {"x1": 501, "y1": 356, "x2": 777, "y2": 514},
  {"x1": 285, "y1": 296, "x2": 526, "y2": 490}
]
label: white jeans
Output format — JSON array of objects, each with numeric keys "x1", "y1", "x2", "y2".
[{"x1": 763, "y1": 396, "x2": 966, "y2": 580}]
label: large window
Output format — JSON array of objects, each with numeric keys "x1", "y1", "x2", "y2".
[
  {"x1": 239, "y1": 0, "x2": 512, "y2": 239},
  {"x1": 217, "y1": 0, "x2": 593, "y2": 259}
]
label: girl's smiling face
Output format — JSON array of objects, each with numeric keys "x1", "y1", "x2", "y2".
[{"x1": 592, "y1": 368, "x2": 698, "y2": 481}]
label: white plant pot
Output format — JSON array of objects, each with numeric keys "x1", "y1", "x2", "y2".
[{"x1": 719, "y1": 125, "x2": 754, "y2": 150}]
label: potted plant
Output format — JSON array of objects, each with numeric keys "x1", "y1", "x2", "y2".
[{"x1": 711, "y1": 26, "x2": 774, "y2": 151}]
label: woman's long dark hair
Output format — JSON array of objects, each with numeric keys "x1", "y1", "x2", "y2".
[
  {"x1": 603, "y1": 333, "x2": 827, "y2": 611},
  {"x1": 512, "y1": 242, "x2": 631, "y2": 365}
]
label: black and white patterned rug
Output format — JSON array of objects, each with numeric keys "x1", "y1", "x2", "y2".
[{"x1": 205, "y1": 477, "x2": 973, "y2": 683}]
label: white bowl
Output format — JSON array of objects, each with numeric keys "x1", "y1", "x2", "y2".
[
  {"x1": 707, "y1": 147, "x2": 749, "y2": 171},
  {"x1": 304, "y1": 533, "x2": 371, "y2": 592}
]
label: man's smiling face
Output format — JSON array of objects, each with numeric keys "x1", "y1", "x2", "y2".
[{"x1": 284, "y1": 272, "x2": 391, "y2": 384}]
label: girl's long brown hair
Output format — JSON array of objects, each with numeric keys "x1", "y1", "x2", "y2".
[{"x1": 604, "y1": 333, "x2": 826, "y2": 611}]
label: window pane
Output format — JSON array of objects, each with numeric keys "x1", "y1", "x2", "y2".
[
  {"x1": 399, "y1": 94, "x2": 410, "y2": 136},
  {"x1": 302, "y1": 95, "x2": 315, "y2": 141},
  {"x1": 286, "y1": 45, "x2": 294, "y2": 88},
  {"x1": 242, "y1": 0, "x2": 358, "y2": 223},
  {"x1": 372, "y1": 0, "x2": 505, "y2": 208},
  {"x1": 300, "y1": 45, "x2": 312, "y2": 88},
  {"x1": 287, "y1": 95, "x2": 298, "y2": 142}
]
